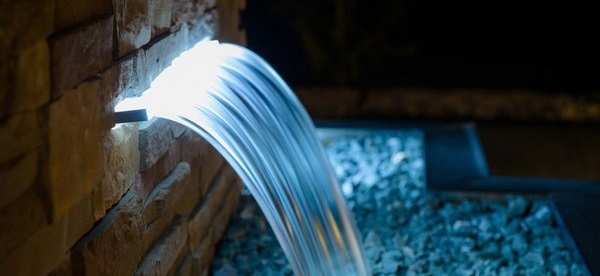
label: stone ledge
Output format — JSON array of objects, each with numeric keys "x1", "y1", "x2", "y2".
[
  {"x1": 50, "y1": 16, "x2": 114, "y2": 95},
  {"x1": 135, "y1": 218, "x2": 189, "y2": 276},
  {"x1": 139, "y1": 118, "x2": 187, "y2": 171},
  {"x1": 143, "y1": 162, "x2": 191, "y2": 225}
]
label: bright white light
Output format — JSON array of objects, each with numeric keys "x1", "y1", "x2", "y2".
[{"x1": 114, "y1": 40, "x2": 224, "y2": 122}]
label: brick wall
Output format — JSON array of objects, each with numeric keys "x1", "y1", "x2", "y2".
[{"x1": 0, "y1": 0, "x2": 245, "y2": 275}]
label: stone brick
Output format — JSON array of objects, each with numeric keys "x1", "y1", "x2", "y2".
[
  {"x1": 0, "y1": 190, "x2": 95, "y2": 275},
  {"x1": 295, "y1": 87, "x2": 361, "y2": 119},
  {"x1": 48, "y1": 76, "x2": 115, "y2": 220},
  {"x1": 48, "y1": 252, "x2": 75, "y2": 276},
  {"x1": 143, "y1": 162, "x2": 191, "y2": 225},
  {"x1": 11, "y1": 40, "x2": 51, "y2": 114},
  {"x1": 55, "y1": 0, "x2": 113, "y2": 31},
  {"x1": 0, "y1": 111, "x2": 43, "y2": 164},
  {"x1": 135, "y1": 219, "x2": 189, "y2": 276},
  {"x1": 115, "y1": 49, "x2": 148, "y2": 99},
  {"x1": 190, "y1": 230, "x2": 215, "y2": 275},
  {"x1": 150, "y1": 0, "x2": 174, "y2": 37},
  {"x1": 0, "y1": 150, "x2": 39, "y2": 209},
  {"x1": 0, "y1": 187, "x2": 49, "y2": 260},
  {"x1": 188, "y1": 165, "x2": 237, "y2": 249},
  {"x1": 73, "y1": 190, "x2": 146, "y2": 276},
  {"x1": 143, "y1": 29, "x2": 189, "y2": 86},
  {"x1": 171, "y1": 0, "x2": 206, "y2": 28},
  {"x1": 133, "y1": 138, "x2": 182, "y2": 200},
  {"x1": 189, "y1": 180, "x2": 240, "y2": 274},
  {"x1": 175, "y1": 256, "x2": 193, "y2": 276},
  {"x1": 0, "y1": 0, "x2": 54, "y2": 60},
  {"x1": 180, "y1": 129, "x2": 225, "y2": 195},
  {"x1": 186, "y1": 11, "x2": 217, "y2": 48},
  {"x1": 50, "y1": 16, "x2": 114, "y2": 94},
  {"x1": 0, "y1": 56, "x2": 12, "y2": 118},
  {"x1": 97, "y1": 124, "x2": 140, "y2": 217},
  {"x1": 113, "y1": 0, "x2": 152, "y2": 57},
  {"x1": 139, "y1": 118, "x2": 187, "y2": 171}
]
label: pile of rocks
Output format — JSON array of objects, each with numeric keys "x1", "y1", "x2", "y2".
[{"x1": 211, "y1": 131, "x2": 586, "y2": 275}]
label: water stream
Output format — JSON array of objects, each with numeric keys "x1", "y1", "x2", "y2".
[{"x1": 123, "y1": 41, "x2": 369, "y2": 275}]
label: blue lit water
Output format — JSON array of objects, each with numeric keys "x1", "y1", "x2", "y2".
[{"x1": 139, "y1": 42, "x2": 369, "y2": 275}]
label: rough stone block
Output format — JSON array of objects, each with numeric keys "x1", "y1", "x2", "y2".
[
  {"x1": 12, "y1": 40, "x2": 51, "y2": 114},
  {"x1": 50, "y1": 16, "x2": 114, "y2": 94},
  {"x1": 98, "y1": 124, "x2": 140, "y2": 217},
  {"x1": 188, "y1": 166, "x2": 237, "y2": 249},
  {"x1": 115, "y1": 49, "x2": 148, "y2": 99},
  {"x1": 48, "y1": 252, "x2": 75, "y2": 276},
  {"x1": 143, "y1": 29, "x2": 189, "y2": 86},
  {"x1": 135, "y1": 219, "x2": 189, "y2": 276},
  {"x1": 186, "y1": 11, "x2": 217, "y2": 47},
  {"x1": 0, "y1": 187, "x2": 49, "y2": 260},
  {"x1": 73, "y1": 190, "x2": 146, "y2": 276},
  {"x1": 171, "y1": 0, "x2": 206, "y2": 28},
  {"x1": 180, "y1": 129, "x2": 225, "y2": 195},
  {"x1": 150, "y1": 0, "x2": 174, "y2": 37},
  {"x1": 0, "y1": 111, "x2": 43, "y2": 164},
  {"x1": 0, "y1": 150, "x2": 39, "y2": 209},
  {"x1": 0, "y1": 190, "x2": 95, "y2": 275},
  {"x1": 143, "y1": 162, "x2": 191, "y2": 225},
  {"x1": 0, "y1": 57, "x2": 11, "y2": 118},
  {"x1": 0, "y1": 0, "x2": 54, "y2": 60},
  {"x1": 189, "y1": 180, "x2": 240, "y2": 275},
  {"x1": 48, "y1": 76, "x2": 115, "y2": 220},
  {"x1": 133, "y1": 138, "x2": 182, "y2": 200},
  {"x1": 175, "y1": 256, "x2": 193, "y2": 276},
  {"x1": 55, "y1": 0, "x2": 113, "y2": 31},
  {"x1": 113, "y1": 0, "x2": 151, "y2": 57},
  {"x1": 139, "y1": 118, "x2": 187, "y2": 171}
]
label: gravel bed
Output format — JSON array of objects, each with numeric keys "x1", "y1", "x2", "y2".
[{"x1": 211, "y1": 131, "x2": 586, "y2": 275}]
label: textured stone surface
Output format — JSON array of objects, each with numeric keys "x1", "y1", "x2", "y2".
[
  {"x1": 143, "y1": 162, "x2": 191, "y2": 225},
  {"x1": 0, "y1": 187, "x2": 49, "y2": 260},
  {"x1": 188, "y1": 166, "x2": 239, "y2": 249},
  {"x1": 180, "y1": 129, "x2": 225, "y2": 196},
  {"x1": 48, "y1": 75, "x2": 115, "y2": 220},
  {"x1": 113, "y1": 0, "x2": 152, "y2": 57},
  {"x1": 150, "y1": 0, "x2": 174, "y2": 37},
  {"x1": 50, "y1": 16, "x2": 114, "y2": 93},
  {"x1": 12, "y1": 41, "x2": 51, "y2": 114},
  {"x1": 135, "y1": 219, "x2": 189, "y2": 276},
  {"x1": 74, "y1": 190, "x2": 145, "y2": 276},
  {"x1": 0, "y1": 190, "x2": 95, "y2": 275},
  {"x1": 0, "y1": 0, "x2": 54, "y2": 60},
  {"x1": 139, "y1": 118, "x2": 187, "y2": 171},
  {"x1": 186, "y1": 11, "x2": 217, "y2": 47},
  {"x1": 0, "y1": 56, "x2": 11, "y2": 117},
  {"x1": 134, "y1": 138, "x2": 182, "y2": 200},
  {"x1": 0, "y1": 111, "x2": 43, "y2": 164},
  {"x1": 97, "y1": 124, "x2": 140, "y2": 217},
  {"x1": 171, "y1": 0, "x2": 207, "y2": 28},
  {"x1": 55, "y1": 0, "x2": 113, "y2": 31},
  {"x1": 143, "y1": 29, "x2": 189, "y2": 86},
  {"x1": 0, "y1": 150, "x2": 39, "y2": 209},
  {"x1": 176, "y1": 256, "x2": 194, "y2": 276}
]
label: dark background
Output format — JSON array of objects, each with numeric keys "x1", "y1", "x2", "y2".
[{"x1": 243, "y1": 0, "x2": 599, "y2": 93}]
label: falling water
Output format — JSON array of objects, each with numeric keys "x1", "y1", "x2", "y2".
[{"x1": 120, "y1": 41, "x2": 369, "y2": 275}]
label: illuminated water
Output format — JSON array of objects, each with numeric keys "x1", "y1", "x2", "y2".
[{"x1": 122, "y1": 41, "x2": 369, "y2": 275}]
